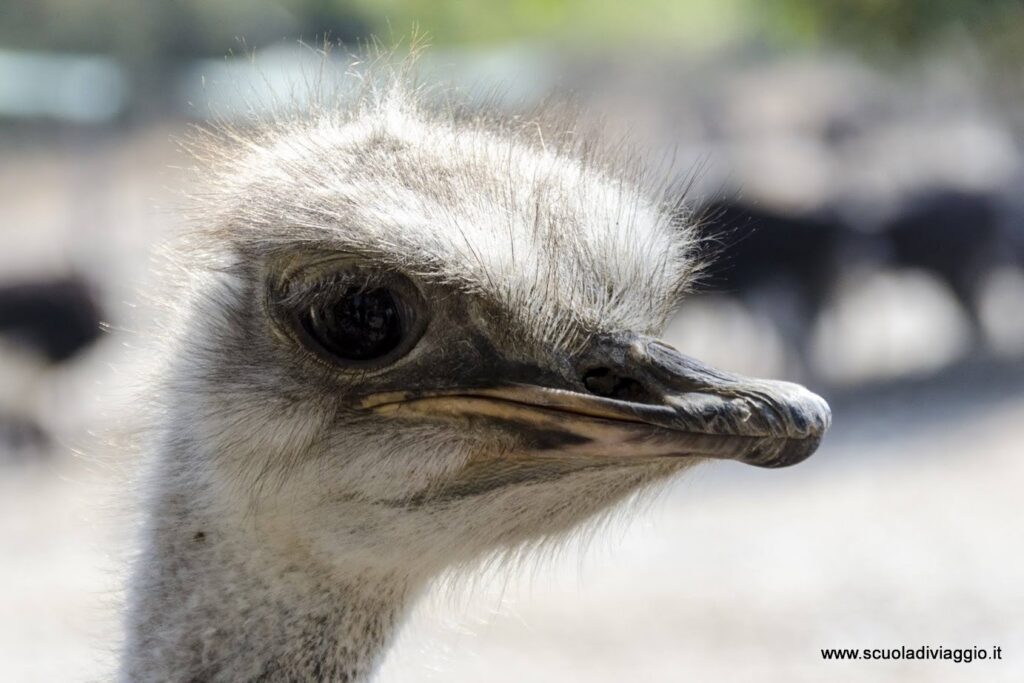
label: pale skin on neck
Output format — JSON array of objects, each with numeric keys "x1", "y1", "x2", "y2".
[
  {"x1": 126, "y1": 526, "x2": 408, "y2": 681},
  {"x1": 123, "y1": 438, "x2": 414, "y2": 682}
]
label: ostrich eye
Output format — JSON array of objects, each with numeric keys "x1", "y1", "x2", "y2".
[{"x1": 298, "y1": 286, "x2": 411, "y2": 364}]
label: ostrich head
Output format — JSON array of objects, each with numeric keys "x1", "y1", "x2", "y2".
[
  {"x1": 161, "y1": 84, "x2": 830, "y2": 588},
  {"x1": 124, "y1": 69, "x2": 834, "y2": 681}
]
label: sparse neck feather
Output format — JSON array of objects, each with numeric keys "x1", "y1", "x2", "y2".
[{"x1": 122, "y1": 445, "x2": 413, "y2": 682}]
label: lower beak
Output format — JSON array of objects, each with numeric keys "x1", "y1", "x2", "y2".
[{"x1": 360, "y1": 337, "x2": 831, "y2": 468}]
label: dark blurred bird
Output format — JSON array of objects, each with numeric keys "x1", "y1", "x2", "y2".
[
  {"x1": 691, "y1": 198, "x2": 853, "y2": 377},
  {"x1": 882, "y1": 188, "x2": 1002, "y2": 345},
  {"x1": 0, "y1": 274, "x2": 103, "y2": 454},
  {"x1": 0, "y1": 274, "x2": 103, "y2": 364}
]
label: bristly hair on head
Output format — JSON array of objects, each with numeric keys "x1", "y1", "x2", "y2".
[{"x1": 172, "y1": 37, "x2": 707, "y2": 355}]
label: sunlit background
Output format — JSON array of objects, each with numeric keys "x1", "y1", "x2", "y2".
[{"x1": 1, "y1": 2, "x2": 1022, "y2": 681}]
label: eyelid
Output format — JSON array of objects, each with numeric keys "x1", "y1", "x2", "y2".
[{"x1": 277, "y1": 268, "x2": 394, "y2": 309}]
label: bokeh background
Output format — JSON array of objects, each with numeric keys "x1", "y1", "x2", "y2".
[{"x1": 1, "y1": 2, "x2": 1023, "y2": 681}]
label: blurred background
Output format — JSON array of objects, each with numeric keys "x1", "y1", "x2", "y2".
[{"x1": 1, "y1": 1, "x2": 1022, "y2": 681}]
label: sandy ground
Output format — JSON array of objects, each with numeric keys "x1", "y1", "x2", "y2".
[{"x1": 1, "y1": 129, "x2": 1022, "y2": 682}]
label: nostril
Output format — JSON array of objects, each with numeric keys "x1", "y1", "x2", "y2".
[
  {"x1": 582, "y1": 367, "x2": 616, "y2": 397},
  {"x1": 582, "y1": 367, "x2": 657, "y2": 403}
]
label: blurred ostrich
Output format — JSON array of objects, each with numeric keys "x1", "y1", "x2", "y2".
[
  {"x1": 0, "y1": 274, "x2": 103, "y2": 451},
  {"x1": 0, "y1": 275, "x2": 102, "y2": 363},
  {"x1": 692, "y1": 198, "x2": 852, "y2": 378},
  {"x1": 882, "y1": 187, "x2": 1003, "y2": 348},
  {"x1": 122, "y1": 71, "x2": 830, "y2": 681}
]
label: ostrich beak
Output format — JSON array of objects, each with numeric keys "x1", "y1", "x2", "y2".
[{"x1": 361, "y1": 336, "x2": 830, "y2": 468}]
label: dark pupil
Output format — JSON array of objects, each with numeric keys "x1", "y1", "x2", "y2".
[{"x1": 302, "y1": 287, "x2": 404, "y2": 361}]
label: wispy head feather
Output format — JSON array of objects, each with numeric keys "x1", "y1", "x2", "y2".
[{"x1": 179, "y1": 44, "x2": 702, "y2": 355}]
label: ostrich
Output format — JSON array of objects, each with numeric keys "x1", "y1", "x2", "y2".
[
  {"x1": 123, "y1": 69, "x2": 830, "y2": 682},
  {"x1": 881, "y1": 187, "x2": 1003, "y2": 348},
  {"x1": 0, "y1": 274, "x2": 103, "y2": 364},
  {"x1": 691, "y1": 198, "x2": 852, "y2": 378},
  {"x1": 0, "y1": 274, "x2": 103, "y2": 451}
]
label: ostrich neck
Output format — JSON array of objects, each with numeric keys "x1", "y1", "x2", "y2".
[{"x1": 122, "y1": 461, "x2": 410, "y2": 682}]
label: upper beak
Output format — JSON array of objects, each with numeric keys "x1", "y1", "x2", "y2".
[{"x1": 360, "y1": 336, "x2": 831, "y2": 468}]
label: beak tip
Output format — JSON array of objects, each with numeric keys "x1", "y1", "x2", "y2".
[
  {"x1": 752, "y1": 433, "x2": 825, "y2": 468},
  {"x1": 774, "y1": 381, "x2": 832, "y2": 435},
  {"x1": 751, "y1": 385, "x2": 830, "y2": 468}
]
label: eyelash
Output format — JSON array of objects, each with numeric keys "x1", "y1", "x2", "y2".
[{"x1": 277, "y1": 272, "x2": 384, "y2": 309}]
